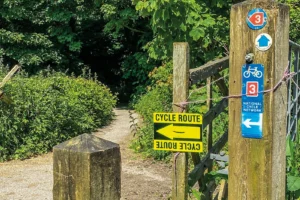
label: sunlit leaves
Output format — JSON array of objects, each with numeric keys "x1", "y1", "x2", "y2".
[
  {"x1": 189, "y1": 28, "x2": 205, "y2": 41},
  {"x1": 134, "y1": 0, "x2": 230, "y2": 63}
]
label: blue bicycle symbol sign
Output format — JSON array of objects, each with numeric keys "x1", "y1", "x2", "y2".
[{"x1": 243, "y1": 67, "x2": 263, "y2": 78}]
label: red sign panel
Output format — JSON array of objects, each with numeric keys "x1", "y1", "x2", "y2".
[{"x1": 246, "y1": 81, "x2": 258, "y2": 97}]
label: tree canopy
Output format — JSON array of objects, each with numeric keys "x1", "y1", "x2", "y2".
[
  {"x1": 0, "y1": 1, "x2": 100, "y2": 70},
  {"x1": 0, "y1": 0, "x2": 299, "y2": 99}
]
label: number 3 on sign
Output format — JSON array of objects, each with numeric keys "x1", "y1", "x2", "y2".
[
  {"x1": 246, "y1": 82, "x2": 258, "y2": 97},
  {"x1": 255, "y1": 14, "x2": 261, "y2": 23}
]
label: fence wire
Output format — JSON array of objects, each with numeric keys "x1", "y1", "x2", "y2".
[{"x1": 287, "y1": 40, "x2": 300, "y2": 141}]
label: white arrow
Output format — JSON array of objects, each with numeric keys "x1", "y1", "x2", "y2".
[{"x1": 242, "y1": 113, "x2": 262, "y2": 130}]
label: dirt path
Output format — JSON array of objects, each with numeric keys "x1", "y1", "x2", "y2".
[{"x1": 0, "y1": 108, "x2": 172, "y2": 200}]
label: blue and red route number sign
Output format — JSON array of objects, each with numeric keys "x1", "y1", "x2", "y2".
[
  {"x1": 246, "y1": 82, "x2": 259, "y2": 97},
  {"x1": 241, "y1": 64, "x2": 264, "y2": 139},
  {"x1": 247, "y1": 8, "x2": 267, "y2": 30}
]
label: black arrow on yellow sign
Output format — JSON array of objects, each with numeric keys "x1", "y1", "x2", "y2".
[{"x1": 157, "y1": 124, "x2": 200, "y2": 140}]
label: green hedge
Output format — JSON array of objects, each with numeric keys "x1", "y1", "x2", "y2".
[
  {"x1": 0, "y1": 69, "x2": 116, "y2": 161},
  {"x1": 132, "y1": 85, "x2": 172, "y2": 160},
  {"x1": 130, "y1": 62, "x2": 173, "y2": 160}
]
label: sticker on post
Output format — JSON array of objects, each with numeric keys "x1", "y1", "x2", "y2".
[
  {"x1": 242, "y1": 64, "x2": 264, "y2": 113},
  {"x1": 246, "y1": 8, "x2": 267, "y2": 30},
  {"x1": 241, "y1": 64, "x2": 264, "y2": 139},
  {"x1": 255, "y1": 33, "x2": 272, "y2": 51},
  {"x1": 241, "y1": 113, "x2": 263, "y2": 139}
]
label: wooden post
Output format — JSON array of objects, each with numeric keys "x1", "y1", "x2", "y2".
[
  {"x1": 53, "y1": 133, "x2": 121, "y2": 200},
  {"x1": 229, "y1": 1, "x2": 289, "y2": 199},
  {"x1": 207, "y1": 77, "x2": 213, "y2": 152},
  {"x1": 0, "y1": 65, "x2": 20, "y2": 104},
  {"x1": 205, "y1": 76, "x2": 214, "y2": 199},
  {"x1": 172, "y1": 43, "x2": 189, "y2": 200}
]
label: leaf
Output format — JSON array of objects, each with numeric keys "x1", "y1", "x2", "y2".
[
  {"x1": 189, "y1": 28, "x2": 205, "y2": 41},
  {"x1": 180, "y1": 23, "x2": 187, "y2": 31},
  {"x1": 286, "y1": 136, "x2": 295, "y2": 161},
  {"x1": 162, "y1": 9, "x2": 169, "y2": 21},
  {"x1": 287, "y1": 176, "x2": 300, "y2": 192},
  {"x1": 191, "y1": 189, "x2": 202, "y2": 199},
  {"x1": 295, "y1": 189, "x2": 300, "y2": 199}
]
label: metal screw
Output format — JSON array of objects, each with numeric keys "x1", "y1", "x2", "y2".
[{"x1": 245, "y1": 53, "x2": 254, "y2": 63}]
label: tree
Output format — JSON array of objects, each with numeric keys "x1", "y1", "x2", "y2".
[
  {"x1": 280, "y1": 0, "x2": 300, "y2": 43},
  {"x1": 132, "y1": 0, "x2": 234, "y2": 66},
  {"x1": 0, "y1": 0, "x2": 102, "y2": 72}
]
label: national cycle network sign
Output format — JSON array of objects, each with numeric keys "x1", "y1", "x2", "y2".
[{"x1": 241, "y1": 64, "x2": 264, "y2": 139}]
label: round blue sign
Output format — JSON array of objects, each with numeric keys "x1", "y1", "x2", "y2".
[{"x1": 246, "y1": 8, "x2": 267, "y2": 30}]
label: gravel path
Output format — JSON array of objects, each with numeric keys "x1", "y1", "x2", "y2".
[{"x1": 0, "y1": 108, "x2": 172, "y2": 200}]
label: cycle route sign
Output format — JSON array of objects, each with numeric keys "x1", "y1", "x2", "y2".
[
  {"x1": 241, "y1": 64, "x2": 264, "y2": 139},
  {"x1": 246, "y1": 8, "x2": 267, "y2": 30},
  {"x1": 153, "y1": 113, "x2": 203, "y2": 152}
]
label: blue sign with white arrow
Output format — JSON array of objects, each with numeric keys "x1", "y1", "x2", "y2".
[
  {"x1": 242, "y1": 113, "x2": 263, "y2": 139},
  {"x1": 255, "y1": 33, "x2": 272, "y2": 51},
  {"x1": 241, "y1": 64, "x2": 264, "y2": 139}
]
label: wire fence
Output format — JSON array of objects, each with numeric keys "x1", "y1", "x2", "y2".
[{"x1": 287, "y1": 40, "x2": 300, "y2": 141}]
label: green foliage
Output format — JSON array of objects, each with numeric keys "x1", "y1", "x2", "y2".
[
  {"x1": 135, "y1": 85, "x2": 172, "y2": 123},
  {"x1": 279, "y1": 0, "x2": 300, "y2": 43},
  {"x1": 0, "y1": 0, "x2": 103, "y2": 71},
  {"x1": 0, "y1": 67, "x2": 116, "y2": 161},
  {"x1": 190, "y1": 189, "x2": 205, "y2": 200},
  {"x1": 287, "y1": 176, "x2": 300, "y2": 192},
  {"x1": 189, "y1": 170, "x2": 228, "y2": 199},
  {"x1": 130, "y1": 61, "x2": 172, "y2": 159},
  {"x1": 286, "y1": 135, "x2": 300, "y2": 199},
  {"x1": 101, "y1": 0, "x2": 233, "y2": 100},
  {"x1": 148, "y1": 61, "x2": 173, "y2": 88},
  {"x1": 100, "y1": 1, "x2": 154, "y2": 99},
  {"x1": 121, "y1": 52, "x2": 156, "y2": 96},
  {"x1": 133, "y1": 0, "x2": 231, "y2": 64},
  {"x1": 132, "y1": 84, "x2": 172, "y2": 160},
  {"x1": 101, "y1": 1, "x2": 147, "y2": 36}
]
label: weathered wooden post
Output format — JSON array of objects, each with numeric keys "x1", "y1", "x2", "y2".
[
  {"x1": 0, "y1": 65, "x2": 20, "y2": 104},
  {"x1": 172, "y1": 43, "x2": 189, "y2": 200},
  {"x1": 53, "y1": 133, "x2": 121, "y2": 200},
  {"x1": 229, "y1": 0, "x2": 289, "y2": 199}
]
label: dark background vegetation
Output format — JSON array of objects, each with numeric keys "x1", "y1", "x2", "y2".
[{"x1": 1, "y1": 0, "x2": 298, "y2": 102}]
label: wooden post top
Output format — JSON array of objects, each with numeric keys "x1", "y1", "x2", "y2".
[{"x1": 53, "y1": 133, "x2": 119, "y2": 153}]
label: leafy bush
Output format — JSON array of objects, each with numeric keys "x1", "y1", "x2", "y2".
[
  {"x1": 286, "y1": 135, "x2": 300, "y2": 199},
  {"x1": 132, "y1": 85, "x2": 172, "y2": 160},
  {"x1": 131, "y1": 62, "x2": 173, "y2": 159},
  {"x1": 0, "y1": 67, "x2": 117, "y2": 161}
]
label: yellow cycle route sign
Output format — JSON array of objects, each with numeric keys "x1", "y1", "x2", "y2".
[{"x1": 153, "y1": 113, "x2": 203, "y2": 153}]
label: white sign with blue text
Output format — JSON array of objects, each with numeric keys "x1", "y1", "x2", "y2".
[{"x1": 241, "y1": 64, "x2": 264, "y2": 139}]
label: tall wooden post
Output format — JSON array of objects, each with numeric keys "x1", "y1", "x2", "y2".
[
  {"x1": 172, "y1": 43, "x2": 189, "y2": 200},
  {"x1": 229, "y1": 0, "x2": 289, "y2": 199}
]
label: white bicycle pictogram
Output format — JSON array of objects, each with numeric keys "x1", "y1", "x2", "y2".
[{"x1": 243, "y1": 67, "x2": 263, "y2": 78}]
